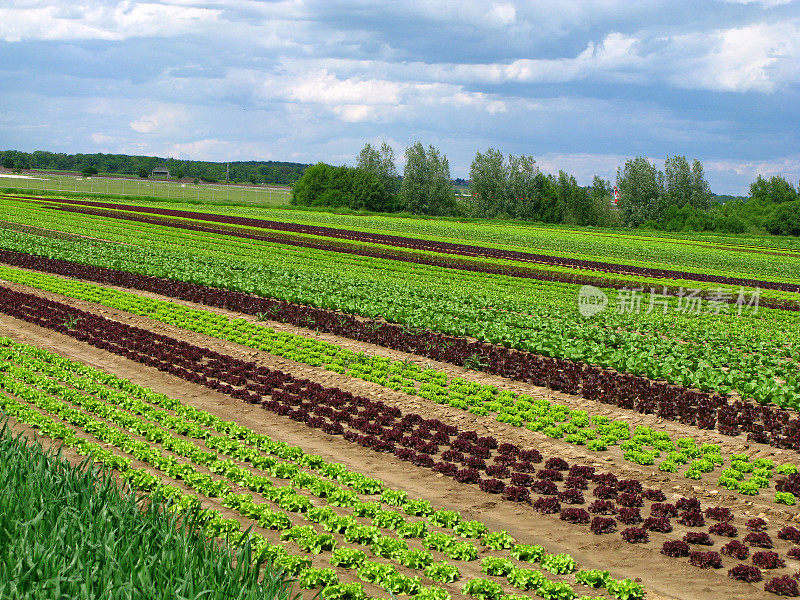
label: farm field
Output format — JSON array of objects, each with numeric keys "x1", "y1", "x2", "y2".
[
  {"x1": 1, "y1": 192, "x2": 800, "y2": 600},
  {"x1": 0, "y1": 172, "x2": 291, "y2": 206}
]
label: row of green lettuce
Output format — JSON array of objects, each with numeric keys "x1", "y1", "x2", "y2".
[{"x1": 0, "y1": 337, "x2": 641, "y2": 600}]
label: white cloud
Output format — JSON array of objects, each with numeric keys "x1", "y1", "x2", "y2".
[
  {"x1": 486, "y1": 3, "x2": 516, "y2": 26},
  {"x1": 535, "y1": 152, "x2": 631, "y2": 181},
  {"x1": 672, "y1": 21, "x2": 800, "y2": 92},
  {"x1": 720, "y1": 0, "x2": 792, "y2": 6},
  {"x1": 253, "y1": 69, "x2": 510, "y2": 123},
  {"x1": 130, "y1": 105, "x2": 189, "y2": 134},
  {"x1": 90, "y1": 133, "x2": 114, "y2": 144},
  {"x1": 0, "y1": 1, "x2": 220, "y2": 42},
  {"x1": 286, "y1": 70, "x2": 402, "y2": 105},
  {"x1": 167, "y1": 138, "x2": 273, "y2": 161},
  {"x1": 287, "y1": 32, "x2": 643, "y2": 88},
  {"x1": 705, "y1": 154, "x2": 800, "y2": 178}
]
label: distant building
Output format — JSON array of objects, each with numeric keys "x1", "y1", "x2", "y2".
[{"x1": 151, "y1": 165, "x2": 170, "y2": 178}]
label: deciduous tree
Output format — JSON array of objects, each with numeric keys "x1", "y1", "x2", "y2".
[
  {"x1": 616, "y1": 157, "x2": 663, "y2": 227},
  {"x1": 400, "y1": 142, "x2": 455, "y2": 215}
]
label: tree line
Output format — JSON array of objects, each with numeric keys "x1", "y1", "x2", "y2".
[
  {"x1": 0, "y1": 150, "x2": 308, "y2": 185},
  {"x1": 293, "y1": 144, "x2": 799, "y2": 235},
  {"x1": 615, "y1": 156, "x2": 800, "y2": 235}
]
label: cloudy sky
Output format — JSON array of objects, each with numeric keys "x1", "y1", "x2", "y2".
[{"x1": 1, "y1": 0, "x2": 799, "y2": 194}]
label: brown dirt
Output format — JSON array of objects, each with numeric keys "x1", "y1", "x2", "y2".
[{"x1": 1, "y1": 281, "x2": 797, "y2": 600}]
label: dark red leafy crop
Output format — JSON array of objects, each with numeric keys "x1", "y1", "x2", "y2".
[
  {"x1": 454, "y1": 469, "x2": 481, "y2": 484},
  {"x1": 676, "y1": 497, "x2": 701, "y2": 512},
  {"x1": 593, "y1": 485, "x2": 617, "y2": 500},
  {"x1": 689, "y1": 551, "x2": 722, "y2": 569},
  {"x1": 560, "y1": 508, "x2": 591, "y2": 524},
  {"x1": 502, "y1": 486, "x2": 530, "y2": 502},
  {"x1": 433, "y1": 462, "x2": 458, "y2": 476},
  {"x1": 537, "y1": 468, "x2": 563, "y2": 482},
  {"x1": 778, "y1": 527, "x2": 800, "y2": 543},
  {"x1": 519, "y1": 449, "x2": 542, "y2": 463},
  {"x1": 569, "y1": 465, "x2": 595, "y2": 479},
  {"x1": 531, "y1": 480, "x2": 558, "y2": 496},
  {"x1": 441, "y1": 450, "x2": 464, "y2": 463},
  {"x1": 765, "y1": 575, "x2": 800, "y2": 596},
  {"x1": 533, "y1": 497, "x2": 561, "y2": 514},
  {"x1": 721, "y1": 540, "x2": 750, "y2": 560},
  {"x1": 744, "y1": 532, "x2": 774, "y2": 549},
  {"x1": 493, "y1": 454, "x2": 516, "y2": 467},
  {"x1": 621, "y1": 527, "x2": 649, "y2": 543},
  {"x1": 642, "y1": 488, "x2": 667, "y2": 502},
  {"x1": 618, "y1": 479, "x2": 643, "y2": 494},
  {"x1": 643, "y1": 517, "x2": 673, "y2": 533},
  {"x1": 486, "y1": 465, "x2": 510, "y2": 479},
  {"x1": 412, "y1": 454, "x2": 435, "y2": 468},
  {"x1": 590, "y1": 517, "x2": 617, "y2": 535},
  {"x1": 545, "y1": 457, "x2": 569, "y2": 471},
  {"x1": 476, "y1": 436, "x2": 497, "y2": 449},
  {"x1": 678, "y1": 511, "x2": 706, "y2": 528},
  {"x1": 684, "y1": 532, "x2": 714, "y2": 546},
  {"x1": 661, "y1": 540, "x2": 690, "y2": 557},
  {"x1": 617, "y1": 493, "x2": 643, "y2": 508},
  {"x1": 593, "y1": 473, "x2": 618, "y2": 487},
  {"x1": 705, "y1": 507, "x2": 734, "y2": 522},
  {"x1": 510, "y1": 473, "x2": 533, "y2": 487},
  {"x1": 588, "y1": 500, "x2": 617, "y2": 515},
  {"x1": 617, "y1": 508, "x2": 642, "y2": 525},
  {"x1": 470, "y1": 445, "x2": 491, "y2": 459},
  {"x1": 709, "y1": 522, "x2": 738, "y2": 538},
  {"x1": 478, "y1": 478, "x2": 505, "y2": 494},
  {"x1": 498, "y1": 443, "x2": 519, "y2": 456},
  {"x1": 558, "y1": 489, "x2": 585, "y2": 505},
  {"x1": 464, "y1": 456, "x2": 486, "y2": 470},
  {"x1": 728, "y1": 564, "x2": 762, "y2": 583},
  {"x1": 650, "y1": 503, "x2": 678, "y2": 518},
  {"x1": 752, "y1": 552, "x2": 785, "y2": 570},
  {"x1": 513, "y1": 461, "x2": 535, "y2": 473},
  {"x1": 564, "y1": 476, "x2": 588, "y2": 490}
]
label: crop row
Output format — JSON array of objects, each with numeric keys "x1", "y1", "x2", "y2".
[
  {"x1": 1, "y1": 289, "x2": 798, "y2": 586},
  {"x1": 0, "y1": 256, "x2": 795, "y2": 501},
  {"x1": 0, "y1": 339, "x2": 639, "y2": 600},
  {"x1": 28, "y1": 197, "x2": 800, "y2": 294},
  {"x1": 1, "y1": 259, "x2": 799, "y2": 456},
  {"x1": 38, "y1": 202, "x2": 800, "y2": 313},
  {"x1": 1, "y1": 207, "x2": 798, "y2": 410}
]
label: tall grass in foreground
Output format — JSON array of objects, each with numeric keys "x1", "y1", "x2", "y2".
[{"x1": 0, "y1": 423, "x2": 297, "y2": 600}]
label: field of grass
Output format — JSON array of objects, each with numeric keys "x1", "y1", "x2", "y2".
[
  {"x1": 0, "y1": 171, "x2": 291, "y2": 206},
  {"x1": 0, "y1": 422, "x2": 295, "y2": 600}
]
